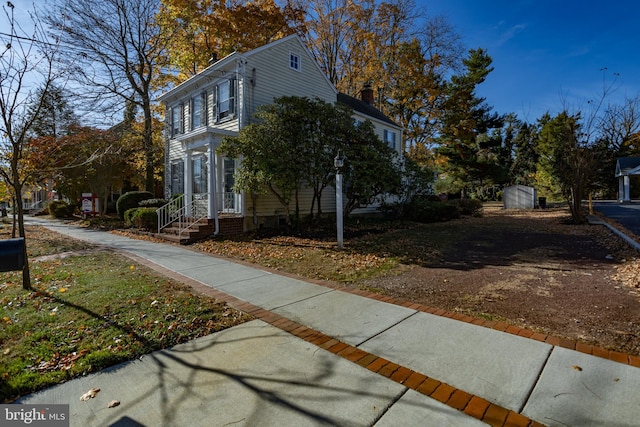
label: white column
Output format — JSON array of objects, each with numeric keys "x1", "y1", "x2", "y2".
[
  {"x1": 184, "y1": 150, "x2": 192, "y2": 216},
  {"x1": 623, "y1": 175, "x2": 631, "y2": 203},
  {"x1": 207, "y1": 142, "x2": 217, "y2": 219}
]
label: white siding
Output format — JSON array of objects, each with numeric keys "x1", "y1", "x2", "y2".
[{"x1": 244, "y1": 37, "x2": 336, "y2": 124}]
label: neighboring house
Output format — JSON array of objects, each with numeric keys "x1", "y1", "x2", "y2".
[
  {"x1": 615, "y1": 156, "x2": 640, "y2": 202},
  {"x1": 157, "y1": 34, "x2": 402, "y2": 240}
]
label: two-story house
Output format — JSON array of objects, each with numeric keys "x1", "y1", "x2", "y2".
[{"x1": 157, "y1": 34, "x2": 402, "y2": 241}]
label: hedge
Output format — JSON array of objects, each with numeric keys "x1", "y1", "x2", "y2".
[{"x1": 116, "y1": 191, "x2": 154, "y2": 218}]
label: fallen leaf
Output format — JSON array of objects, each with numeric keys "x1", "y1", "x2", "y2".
[
  {"x1": 572, "y1": 365, "x2": 583, "y2": 371},
  {"x1": 107, "y1": 400, "x2": 120, "y2": 408},
  {"x1": 80, "y1": 388, "x2": 101, "y2": 401}
]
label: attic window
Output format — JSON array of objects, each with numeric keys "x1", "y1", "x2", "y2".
[{"x1": 289, "y1": 53, "x2": 301, "y2": 71}]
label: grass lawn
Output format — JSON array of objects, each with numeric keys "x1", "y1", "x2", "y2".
[{"x1": 0, "y1": 224, "x2": 250, "y2": 403}]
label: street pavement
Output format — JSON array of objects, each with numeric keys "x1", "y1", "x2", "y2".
[{"x1": 11, "y1": 216, "x2": 640, "y2": 426}]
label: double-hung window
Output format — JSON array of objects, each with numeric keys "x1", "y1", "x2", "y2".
[
  {"x1": 170, "y1": 103, "x2": 184, "y2": 137},
  {"x1": 215, "y1": 79, "x2": 235, "y2": 122},
  {"x1": 190, "y1": 92, "x2": 207, "y2": 130},
  {"x1": 384, "y1": 130, "x2": 396, "y2": 150}
]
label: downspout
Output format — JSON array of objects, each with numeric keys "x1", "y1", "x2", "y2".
[{"x1": 208, "y1": 137, "x2": 219, "y2": 235}]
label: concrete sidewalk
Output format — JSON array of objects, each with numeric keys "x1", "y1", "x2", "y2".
[{"x1": 15, "y1": 218, "x2": 640, "y2": 426}]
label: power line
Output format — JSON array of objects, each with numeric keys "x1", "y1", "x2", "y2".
[{"x1": 0, "y1": 31, "x2": 58, "y2": 47}]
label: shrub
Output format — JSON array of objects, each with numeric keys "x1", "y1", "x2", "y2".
[
  {"x1": 404, "y1": 196, "x2": 459, "y2": 223},
  {"x1": 116, "y1": 191, "x2": 154, "y2": 218},
  {"x1": 448, "y1": 198, "x2": 483, "y2": 216},
  {"x1": 124, "y1": 207, "x2": 158, "y2": 231},
  {"x1": 48, "y1": 200, "x2": 75, "y2": 218},
  {"x1": 139, "y1": 198, "x2": 167, "y2": 208}
]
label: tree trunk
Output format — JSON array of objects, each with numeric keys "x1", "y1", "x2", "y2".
[{"x1": 13, "y1": 180, "x2": 31, "y2": 290}]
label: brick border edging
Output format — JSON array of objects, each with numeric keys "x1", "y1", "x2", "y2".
[
  {"x1": 332, "y1": 285, "x2": 640, "y2": 368},
  {"x1": 122, "y1": 252, "x2": 543, "y2": 427}
]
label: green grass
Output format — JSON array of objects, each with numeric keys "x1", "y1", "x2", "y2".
[{"x1": 0, "y1": 226, "x2": 250, "y2": 403}]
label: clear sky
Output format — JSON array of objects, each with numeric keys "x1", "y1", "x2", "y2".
[
  {"x1": 7, "y1": 0, "x2": 639, "y2": 125},
  {"x1": 425, "y1": 0, "x2": 640, "y2": 123}
]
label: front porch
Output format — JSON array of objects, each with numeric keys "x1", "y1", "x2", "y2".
[
  {"x1": 155, "y1": 215, "x2": 244, "y2": 244},
  {"x1": 156, "y1": 192, "x2": 243, "y2": 244}
]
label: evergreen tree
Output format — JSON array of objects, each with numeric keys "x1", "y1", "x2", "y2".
[
  {"x1": 436, "y1": 48, "x2": 504, "y2": 198},
  {"x1": 510, "y1": 121, "x2": 540, "y2": 186}
]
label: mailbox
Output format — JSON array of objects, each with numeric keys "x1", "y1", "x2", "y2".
[{"x1": 0, "y1": 238, "x2": 25, "y2": 272}]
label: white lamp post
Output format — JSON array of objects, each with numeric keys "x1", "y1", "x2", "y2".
[{"x1": 334, "y1": 150, "x2": 345, "y2": 249}]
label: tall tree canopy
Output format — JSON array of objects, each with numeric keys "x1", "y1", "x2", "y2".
[
  {"x1": 304, "y1": 0, "x2": 462, "y2": 156},
  {"x1": 436, "y1": 48, "x2": 505, "y2": 197},
  {"x1": 156, "y1": 0, "x2": 305, "y2": 80},
  {"x1": 44, "y1": 0, "x2": 170, "y2": 194}
]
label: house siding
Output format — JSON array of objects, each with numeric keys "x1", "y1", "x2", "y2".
[
  {"x1": 247, "y1": 186, "x2": 337, "y2": 227},
  {"x1": 243, "y1": 37, "x2": 336, "y2": 124}
]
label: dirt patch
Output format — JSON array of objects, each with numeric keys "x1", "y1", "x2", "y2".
[{"x1": 359, "y1": 208, "x2": 640, "y2": 356}]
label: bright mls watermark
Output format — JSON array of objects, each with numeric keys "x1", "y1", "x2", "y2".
[{"x1": 1, "y1": 404, "x2": 69, "y2": 426}]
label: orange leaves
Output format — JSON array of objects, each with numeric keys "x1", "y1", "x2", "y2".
[{"x1": 34, "y1": 349, "x2": 90, "y2": 373}]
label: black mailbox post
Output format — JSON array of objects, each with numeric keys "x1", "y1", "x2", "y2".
[{"x1": 0, "y1": 238, "x2": 25, "y2": 272}]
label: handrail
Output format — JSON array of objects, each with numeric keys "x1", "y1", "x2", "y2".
[{"x1": 157, "y1": 194, "x2": 209, "y2": 238}]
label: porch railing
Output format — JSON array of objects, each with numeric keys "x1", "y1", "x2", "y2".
[{"x1": 157, "y1": 194, "x2": 209, "y2": 237}]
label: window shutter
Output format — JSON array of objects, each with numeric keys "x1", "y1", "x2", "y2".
[
  {"x1": 229, "y1": 79, "x2": 236, "y2": 116},
  {"x1": 167, "y1": 107, "x2": 173, "y2": 137},
  {"x1": 213, "y1": 85, "x2": 218, "y2": 123},
  {"x1": 178, "y1": 103, "x2": 184, "y2": 134},
  {"x1": 201, "y1": 91, "x2": 208, "y2": 126},
  {"x1": 189, "y1": 98, "x2": 195, "y2": 131}
]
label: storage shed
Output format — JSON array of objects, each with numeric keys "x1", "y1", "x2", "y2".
[{"x1": 503, "y1": 185, "x2": 537, "y2": 209}]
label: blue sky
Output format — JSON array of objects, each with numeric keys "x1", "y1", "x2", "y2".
[
  {"x1": 7, "y1": 0, "x2": 639, "y2": 125},
  {"x1": 425, "y1": 0, "x2": 640, "y2": 122}
]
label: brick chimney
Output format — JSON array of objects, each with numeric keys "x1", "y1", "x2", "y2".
[{"x1": 360, "y1": 83, "x2": 374, "y2": 105}]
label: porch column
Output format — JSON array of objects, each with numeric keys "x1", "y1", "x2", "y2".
[
  {"x1": 207, "y1": 141, "x2": 218, "y2": 219},
  {"x1": 184, "y1": 150, "x2": 192, "y2": 216}
]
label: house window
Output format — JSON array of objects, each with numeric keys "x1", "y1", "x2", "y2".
[
  {"x1": 289, "y1": 53, "x2": 300, "y2": 71},
  {"x1": 170, "y1": 160, "x2": 184, "y2": 196},
  {"x1": 171, "y1": 103, "x2": 184, "y2": 137},
  {"x1": 384, "y1": 130, "x2": 396, "y2": 150},
  {"x1": 192, "y1": 155, "x2": 208, "y2": 194},
  {"x1": 190, "y1": 92, "x2": 207, "y2": 130},
  {"x1": 215, "y1": 79, "x2": 235, "y2": 122}
]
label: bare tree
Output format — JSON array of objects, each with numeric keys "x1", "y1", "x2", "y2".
[
  {"x1": 0, "y1": 1, "x2": 60, "y2": 289},
  {"x1": 599, "y1": 96, "x2": 640, "y2": 154},
  {"x1": 44, "y1": 0, "x2": 170, "y2": 194}
]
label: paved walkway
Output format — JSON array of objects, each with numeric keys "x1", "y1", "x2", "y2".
[{"x1": 14, "y1": 218, "x2": 640, "y2": 426}]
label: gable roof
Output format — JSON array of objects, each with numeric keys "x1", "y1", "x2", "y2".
[
  {"x1": 337, "y1": 92, "x2": 399, "y2": 128},
  {"x1": 158, "y1": 34, "x2": 337, "y2": 104},
  {"x1": 616, "y1": 157, "x2": 640, "y2": 176}
]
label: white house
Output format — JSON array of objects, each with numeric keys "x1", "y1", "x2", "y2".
[
  {"x1": 615, "y1": 157, "x2": 640, "y2": 203},
  {"x1": 157, "y1": 34, "x2": 402, "y2": 240}
]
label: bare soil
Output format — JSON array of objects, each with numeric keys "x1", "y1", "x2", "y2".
[{"x1": 359, "y1": 208, "x2": 640, "y2": 356}]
